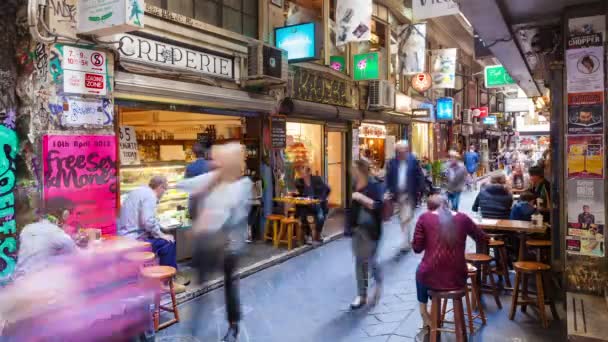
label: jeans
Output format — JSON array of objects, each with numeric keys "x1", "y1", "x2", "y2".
[
  {"x1": 352, "y1": 229, "x2": 382, "y2": 296},
  {"x1": 297, "y1": 204, "x2": 326, "y2": 235},
  {"x1": 146, "y1": 237, "x2": 177, "y2": 269},
  {"x1": 447, "y1": 192, "x2": 461, "y2": 211}
]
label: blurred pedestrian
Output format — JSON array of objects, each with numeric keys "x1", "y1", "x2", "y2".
[
  {"x1": 510, "y1": 191, "x2": 537, "y2": 221},
  {"x1": 349, "y1": 159, "x2": 384, "y2": 309},
  {"x1": 472, "y1": 173, "x2": 513, "y2": 219},
  {"x1": 445, "y1": 150, "x2": 467, "y2": 211},
  {"x1": 385, "y1": 140, "x2": 424, "y2": 255},
  {"x1": 412, "y1": 195, "x2": 488, "y2": 339},
  {"x1": 528, "y1": 165, "x2": 551, "y2": 222},
  {"x1": 177, "y1": 143, "x2": 252, "y2": 342},
  {"x1": 185, "y1": 142, "x2": 211, "y2": 220},
  {"x1": 463, "y1": 145, "x2": 479, "y2": 190},
  {"x1": 295, "y1": 166, "x2": 331, "y2": 242}
]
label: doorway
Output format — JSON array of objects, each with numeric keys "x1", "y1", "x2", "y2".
[{"x1": 327, "y1": 131, "x2": 345, "y2": 208}]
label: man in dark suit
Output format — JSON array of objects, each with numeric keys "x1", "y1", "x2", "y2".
[
  {"x1": 385, "y1": 140, "x2": 424, "y2": 254},
  {"x1": 295, "y1": 166, "x2": 331, "y2": 242}
]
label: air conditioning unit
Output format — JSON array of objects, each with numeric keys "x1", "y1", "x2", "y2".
[
  {"x1": 244, "y1": 42, "x2": 288, "y2": 87},
  {"x1": 462, "y1": 109, "x2": 472, "y2": 124},
  {"x1": 368, "y1": 80, "x2": 395, "y2": 111}
]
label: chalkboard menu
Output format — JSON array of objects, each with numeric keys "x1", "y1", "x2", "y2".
[{"x1": 270, "y1": 115, "x2": 286, "y2": 149}]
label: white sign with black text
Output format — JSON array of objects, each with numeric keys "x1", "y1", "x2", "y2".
[
  {"x1": 62, "y1": 46, "x2": 108, "y2": 96},
  {"x1": 116, "y1": 34, "x2": 235, "y2": 80},
  {"x1": 61, "y1": 97, "x2": 113, "y2": 127},
  {"x1": 413, "y1": 0, "x2": 460, "y2": 20},
  {"x1": 119, "y1": 126, "x2": 140, "y2": 165}
]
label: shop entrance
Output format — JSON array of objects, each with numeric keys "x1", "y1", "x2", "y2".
[{"x1": 327, "y1": 131, "x2": 345, "y2": 208}]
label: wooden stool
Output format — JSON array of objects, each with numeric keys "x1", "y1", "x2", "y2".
[
  {"x1": 510, "y1": 261, "x2": 559, "y2": 328},
  {"x1": 277, "y1": 217, "x2": 302, "y2": 250},
  {"x1": 141, "y1": 266, "x2": 180, "y2": 331},
  {"x1": 263, "y1": 214, "x2": 285, "y2": 247},
  {"x1": 124, "y1": 251, "x2": 156, "y2": 268},
  {"x1": 429, "y1": 289, "x2": 468, "y2": 342},
  {"x1": 465, "y1": 253, "x2": 502, "y2": 309},
  {"x1": 489, "y1": 239, "x2": 512, "y2": 288},
  {"x1": 441, "y1": 264, "x2": 486, "y2": 335},
  {"x1": 287, "y1": 207, "x2": 296, "y2": 218},
  {"x1": 526, "y1": 240, "x2": 552, "y2": 262}
]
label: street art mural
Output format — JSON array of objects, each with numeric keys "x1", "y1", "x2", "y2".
[{"x1": 0, "y1": 125, "x2": 18, "y2": 280}]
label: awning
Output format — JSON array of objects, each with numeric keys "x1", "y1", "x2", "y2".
[
  {"x1": 363, "y1": 111, "x2": 411, "y2": 124},
  {"x1": 279, "y1": 98, "x2": 363, "y2": 121},
  {"x1": 114, "y1": 72, "x2": 276, "y2": 113}
]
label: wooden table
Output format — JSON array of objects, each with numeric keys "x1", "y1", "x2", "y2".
[
  {"x1": 476, "y1": 219, "x2": 548, "y2": 261},
  {"x1": 511, "y1": 188, "x2": 526, "y2": 194},
  {"x1": 273, "y1": 197, "x2": 320, "y2": 206}
]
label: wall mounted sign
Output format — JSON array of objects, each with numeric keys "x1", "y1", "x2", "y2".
[
  {"x1": 484, "y1": 65, "x2": 516, "y2": 88},
  {"x1": 330, "y1": 56, "x2": 346, "y2": 73},
  {"x1": 61, "y1": 97, "x2": 113, "y2": 127},
  {"x1": 62, "y1": 46, "x2": 107, "y2": 96},
  {"x1": 43, "y1": 135, "x2": 118, "y2": 235},
  {"x1": 394, "y1": 93, "x2": 412, "y2": 114},
  {"x1": 411, "y1": 72, "x2": 432, "y2": 92},
  {"x1": 270, "y1": 115, "x2": 287, "y2": 149},
  {"x1": 359, "y1": 123, "x2": 386, "y2": 138},
  {"x1": 505, "y1": 97, "x2": 533, "y2": 112},
  {"x1": 119, "y1": 126, "x2": 140, "y2": 165},
  {"x1": 78, "y1": 0, "x2": 144, "y2": 36},
  {"x1": 567, "y1": 135, "x2": 604, "y2": 179},
  {"x1": 353, "y1": 52, "x2": 380, "y2": 81},
  {"x1": 471, "y1": 106, "x2": 489, "y2": 118},
  {"x1": 566, "y1": 33, "x2": 604, "y2": 93},
  {"x1": 288, "y1": 66, "x2": 352, "y2": 107},
  {"x1": 412, "y1": 108, "x2": 430, "y2": 118},
  {"x1": 436, "y1": 97, "x2": 454, "y2": 120},
  {"x1": 396, "y1": 23, "x2": 427, "y2": 75},
  {"x1": 116, "y1": 34, "x2": 235, "y2": 80},
  {"x1": 336, "y1": 0, "x2": 373, "y2": 46},
  {"x1": 430, "y1": 49, "x2": 457, "y2": 89},
  {"x1": 483, "y1": 116, "x2": 497, "y2": 125},
  {"x1": 275, "y1": 22, "x2": 318, "y2": 62},
  {"x1": 413, "y1": 0, "x2": 459, "y2": 20}
]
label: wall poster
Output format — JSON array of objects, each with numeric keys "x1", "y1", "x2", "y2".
[
  {"x1": 43, "y1": 135, "x2": 118, "y2": 235},
  {"x1": 567, "y1": 92, "x2": 604, "y2": 134},
  {"x1": 566, "y1": 135, "x2": 604, "y2": 179},
  {"x1": 335, "y1": 0, "x2": 373, "y2": 46},
  {"x1": 430, "y1": 48, "x2": 457, "y2": 89},
  {"x1": 566, "y1": 33, "x2": 604, "y2": 93},
  {"x1": 567, "y1": 179, "x2": 605, "y2": 257},
  {"x1": 395, "y1": 23, "x2": 426, "y2": 75}
]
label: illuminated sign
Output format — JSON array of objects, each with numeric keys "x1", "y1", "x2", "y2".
[
  {"x1": 436, "y1": 97, "x2": 454, "y2": 120},
  {"x1": 330, "y1": 55, "x2": 346, "y2": 73},
  {"x1": 275, "y1": 22, "x2": 317, "y2": 62},
  {"x1": 483, "y1": 116, "x2": 497, "y2": 125},
  {"x1": 411, "y1": 72, "x2": 432, "y2": 92},
  {"x1": 353, "y1": 52, "x2": 380, "y2": 81},
  {"x1": 485, "y1": 65, "x2": 516, "y2": 88}
]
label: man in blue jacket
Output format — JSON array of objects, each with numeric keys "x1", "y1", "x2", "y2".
[
  {"x1": 385, "y1": 140, "x2": 424, "y2": 254},
  {"x1": 463, "y1": 145, "x2": 479, "y2": 190}
]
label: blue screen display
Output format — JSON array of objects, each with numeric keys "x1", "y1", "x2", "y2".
[
  {"x1": 483, "y1": 116, "x2": 497, "y2": 125},
  {"x1": 436, "y1": 97, "x2": 454, "y2": 120},
  {"x1": 275, "y1": 22, "x2": 316, "y2": 61}
]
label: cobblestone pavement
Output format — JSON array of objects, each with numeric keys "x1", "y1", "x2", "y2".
[{"x1": 157, "y1": 190, "x2": 565, "y2": 342}]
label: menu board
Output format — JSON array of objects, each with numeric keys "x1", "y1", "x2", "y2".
[
  {"x1": 119, "y1": 126, "x2": 140, "y2": 165},
  {"x1": 270, "y1": 115, "x2": 286, "y2": 149}
]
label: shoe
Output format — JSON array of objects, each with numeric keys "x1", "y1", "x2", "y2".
[
  {"x1": 370, "y1": 285, "x2": 382, "y2": 306},
  {"x1": 221, "y1": 323, "x2": 239, "y2": 342},
  {"x1": 415, "y1": 325, "x2": 430, "y2": 342},
  {"x1": 350, "y1": 296, "x2": 367, "y2": 310},
  {"x1": 163, "y1": 282, "x2": 186, "y2": 294},
  {"x1": 175, "y1": 274, "x2": 191, "y2": 286}
]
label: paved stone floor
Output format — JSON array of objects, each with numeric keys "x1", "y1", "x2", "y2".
[{"x1": 156, "y1": 190, "x2": 566, "y2": 342}]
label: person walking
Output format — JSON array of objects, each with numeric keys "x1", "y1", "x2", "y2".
[
  {"x1": 385, "y1": 140, "x2": 424, "y2": 254},
  {"x1": 176, "y1": 143, "x2": 252, "y2": 342},
  {"x1": 185, "y1": 142, "x2": 211, "y2": 220},
  {"x1": 349, "y1": 160, "x2": 384, "y2": 310},
  {"x1": 445, "y1": 150, "x2": 467, "y2": 211},
  {"x1": 463, "y1": 145, "x2": 479, "y2": 190},
  {"x1": 412, "y1": 195, "x2": 488, "y2": 339}
]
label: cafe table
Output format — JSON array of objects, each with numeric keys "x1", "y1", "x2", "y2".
[{"x1": 475, "y1": 218, "x2": 548, "y2": 261}]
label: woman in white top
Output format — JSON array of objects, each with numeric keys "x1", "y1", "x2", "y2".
[{"x1": 176, "y1": 142, "x2": 251, "y2": 342}]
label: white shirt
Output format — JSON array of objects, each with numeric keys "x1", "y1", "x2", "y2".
[{"x1": 398, "y1": 160, "x2": 407, "y2": 192}]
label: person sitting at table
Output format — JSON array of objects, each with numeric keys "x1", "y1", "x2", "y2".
[
  {"x1": 295, "y1": 166, "x2": 331, "y2": 242},
  {"x1": 412, "y1": 194, "x2": 488, "y2": 339},
  {"x1": 510, "y1": 191, "x2": 537, "y2": 221},
  {"x1": 472, "y1": 173, "x2": 513, "y2": 219},
  {"x1": 118, "y1": 176, "x2": 187, "y2": 292},
  {"x1": 527, "y1": 165, "x2": 551, "y2": 222}
]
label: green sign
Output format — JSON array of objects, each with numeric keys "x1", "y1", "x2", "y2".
[
  {"x1": 353, "y1": 52, "x2": 380, "y2": 81},
  {"x1": 484, "y1": 65, "x2": 516, "y2": 88},
  {"x1": 330, "y1": 56, "x2": 346, "y2": 73}
]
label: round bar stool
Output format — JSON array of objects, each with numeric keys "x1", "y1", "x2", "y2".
[
  {"x1": 510, "y1": 261, "x2": 559, "y2": 328},
  {"x1": 440, "y1": 264, "x2": 486, "y2": 335},
  {"x1": 141, "y1": 266, "x2": 180, "y2": 331},
  {"x1": 263, "y1": 214, "x2": 285, "y2": 247},
  {"x1": 277, "y1": 217, "x2": 302, "y2": 250},
  {"x1": 429, "y1": 289, "x2": 468, "y2": 342},
  {"x1": 124, "y1": 251, "x2": 156, "y2": 268},
  {"x1": 489, "y1": 239, "x2": 512, "y2": 288},
  {"x1": 526, "y1": 240, "x2": 552, "y2": 262},
  {"x1": 465, "y1": 253, "x2": 502, "y2": 309}
]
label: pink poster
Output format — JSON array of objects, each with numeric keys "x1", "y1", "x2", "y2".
[{"x1": 43, "y1": 135, "x2": 118, "y2": 235}]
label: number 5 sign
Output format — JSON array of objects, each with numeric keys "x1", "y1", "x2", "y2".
[{"x1": 119, "y1": 126, "x2": 140, "y2": 165}]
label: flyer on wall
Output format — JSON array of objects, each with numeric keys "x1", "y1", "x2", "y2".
[
  {"x1": 566, "y1": 222, "x2": 605, "y2": 257},
  {"x1": 569, "y1": 15, "x2": 606, "y2": 41},
  {"x1": 566, "y1": 135, "x2": 604, "y2": 179},
  {"x1": 567, "y1": 92, "x2": 604, "y2": 134},
  {"x1": 566, "y1": 33, "x2": 604, "y2": 93},
  {"x1": 567, "y1": 179, "x2": 605, "y2": 224}
]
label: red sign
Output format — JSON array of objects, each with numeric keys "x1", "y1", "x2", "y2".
[
  {"x1": 411, "y1": 72, "x2": 432, "y2": 92},
  {"x1": 471, "y1": 106, "x2": 489, "y2": 118},
  {"x1": 85, "y1": 73, "x2": 105, "y2": 89}
]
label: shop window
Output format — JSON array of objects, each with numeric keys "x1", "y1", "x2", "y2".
[{"x1": 285, "y1": 122, "x2": 323, "y2": 191}]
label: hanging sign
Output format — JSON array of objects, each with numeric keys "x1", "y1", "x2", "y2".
[
  {"x1": 353, "y1": 52, "x2": 380, "y2": 81},
  {"x1": 413, "y1": 0, "x2": 459, "y2": 20},
  {"x1": 396, "y1": 23, "x2": 427, "y2": 75},
  {"x1": 335, "y1": 0, "x2": 373, "y2": 46},
  {"x1": 484, "y1": 65, "x2": 516, "y2": 88},
  {"x1": 430, "y1": 49, "x2": 457, "y2": 89},
  {"x1": 275, "y1": 22, "x2": 318, "y2": 62},
  {"x1": 77, "y1": 0, "x2": 145, "y2": 36},
  {"x1": 411, "y1": 72, "x2": 432, "y2": 93},
  {"x1": 471, "y1": 106, "x2": 489, "y2": 118},
  {"x1": 436, "y1": 97, "x2": 454, "y2": 120},
  {"x1": 119, "y1": 126, "x2": 140, "y2": 165},
  {"x1": 567, "y1": 135, "x2": 604, "y2": 179},
  {"x1": 566, "y1": 33, "x2": 604, "y2": 93},
  {"x1": 411, "y1": 108, "x2": 430, "y2": 118},
  {"x1": 270, "y1": 115, "x2": 286, "y2": 149},
  {"x1": 43, "y1": 135, "x2": 118, "y2": 235}
]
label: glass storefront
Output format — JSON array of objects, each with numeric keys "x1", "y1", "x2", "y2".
[
  {"x1": 411, "y1": 122, "x2": 430, "y2": 160},
  {"x1": 285, "y1": 122, "x2": 324, "y2": 191},
  {"x1": 327, "y1": 131, "x2": 344, "y2": 208}
]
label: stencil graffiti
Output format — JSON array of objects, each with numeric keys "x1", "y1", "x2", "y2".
[
  {"x1": 0, "y1": 125, "x2": 18, "y2": 279},
  {"x1": 34, "y1": 42, "x2": 48, "y2": 83}
]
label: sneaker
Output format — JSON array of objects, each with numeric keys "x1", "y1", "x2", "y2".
[{"x1": 350, "y1": 296, "x2": 367, "y2": 310}]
